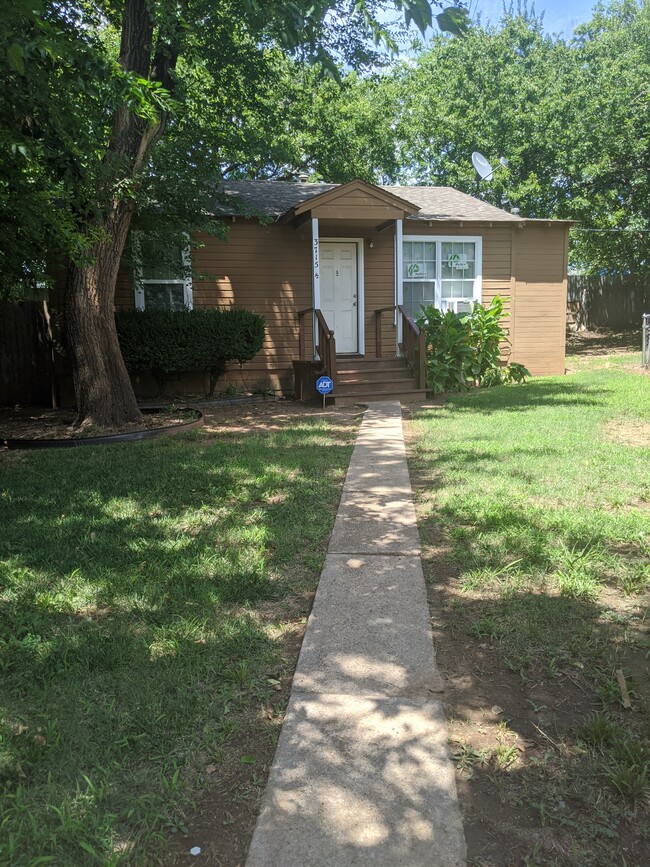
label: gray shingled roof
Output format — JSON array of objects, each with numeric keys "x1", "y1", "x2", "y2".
[
  {"x1": 218, "y1": 181, "x2": 337, "y2": 217},
  {"x1": 385, "y1": 186, "x2": 522, "y2": 222},
  {"x1": 215, "y1": 180, "x2": 523, "y2": 222}
]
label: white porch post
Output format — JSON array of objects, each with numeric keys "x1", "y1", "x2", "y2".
[
  {"x1": 311, "y1": 217, "x2": 320, "y2": 358},
  {"x1": 311, "y1": 217, "x2": 320, "y2": 308},
  {"x1": 395, "y1": 218, "x2": 403, "y2": 354}
]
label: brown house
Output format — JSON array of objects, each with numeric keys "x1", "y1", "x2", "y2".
[{"x1": 115, "y1": 178, "x2": 570, "y2": 404}]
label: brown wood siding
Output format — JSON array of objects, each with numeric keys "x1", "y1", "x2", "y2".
[
  {"x1": 114, "y1": 221, "x2": 311, "y2": 392},
  {"x1": 312, "y1": 191, "x2": 405, "y2": 221},
  {"x1": 512, "y1": 225, "x2": 568, "y2": 376},
  {"x1": 192, "y1": 223, "x2": 312, "y2": 391},
  {"x1": 313, "y1": 205, "x2": 404, "y2": 221}
]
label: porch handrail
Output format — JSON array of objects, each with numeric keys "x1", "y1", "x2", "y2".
[
  {"x1": 397, "y1": 305, "x2": 426, "y2": 390},
  {"x1": 297, "y1": 307, "x2": 337, "y2": 385},
  {"x1": 373, "y1": 305, "x2": 396, "y2": 358}
]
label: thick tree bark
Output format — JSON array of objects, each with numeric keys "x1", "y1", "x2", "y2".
[
  {"x1": 65, "y1": 0, "x2": 184, "y2": 428},
  {"x1": 66, "y1": 202, "x2": 142, "y2": 428}
]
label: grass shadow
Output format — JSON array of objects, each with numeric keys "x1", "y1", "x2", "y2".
[{"x1": 0, "y1": 412, "x2": 358, "y2": 864}]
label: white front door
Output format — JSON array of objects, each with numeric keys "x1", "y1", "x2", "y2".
[{"x1": 320, "y1": 242, "x2": 358, "y2": 354}]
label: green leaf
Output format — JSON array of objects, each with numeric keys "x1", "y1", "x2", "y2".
[
  {"x1": 7, "y1": 42, "x2": 25, "y2": 75},
  {"x1": 436, "y1": 8, "x2": 470, "y2": 37},
  {"x1": 240, "y1": 754, "x2": 256, "y2": 764}
]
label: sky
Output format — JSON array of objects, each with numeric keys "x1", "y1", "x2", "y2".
[{"x1": 469, "y1": 0, "x2": 598, "y2": 35}]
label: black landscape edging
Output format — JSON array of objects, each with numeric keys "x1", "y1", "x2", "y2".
[{"x1": 3, "y1": 408, "x2": 204, "y2": 450}]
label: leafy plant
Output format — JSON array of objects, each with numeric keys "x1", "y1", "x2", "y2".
[
  {"x1": 577, "y1": 713, "x2": 616, "y2": 747},
  {"x1": 466, "y1": 296, "x2": 506, "y2": 384},
  {"x1": 416, "y1": 306, "x2": 473, "y2": 394},
  {"x1": 416, "y1": 297, "x2": 530, "y2": 394},
  {"x1": 607, "y1": 736, "x2": 650, "y2": 803}
]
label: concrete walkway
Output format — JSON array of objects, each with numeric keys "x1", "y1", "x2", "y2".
[{"x1": 246, "y1": 402, "x2": 466, "y2": 866}]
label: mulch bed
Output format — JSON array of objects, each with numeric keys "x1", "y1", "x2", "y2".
[{"x1": 0, "y1": 406, "x2": 200, "y2": 442}]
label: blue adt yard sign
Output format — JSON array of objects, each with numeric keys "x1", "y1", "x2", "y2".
[
  {"x1": 316, "y1": 376, "x2": 334, "y2": 395},
  {"x1": 316, "y1": 375, "x2": 333, "y2": 408}
]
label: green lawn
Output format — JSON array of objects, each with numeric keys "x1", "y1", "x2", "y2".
[
  {"x1": 408, "y1": 365, "x2": 650, "y2": 863},
  {"x1": 0, "y1": 409, "x2": 358, "y2": 865}
]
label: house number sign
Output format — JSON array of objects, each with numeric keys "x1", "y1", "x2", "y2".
[{"x1": 313, "y1": 238, "x2": 320, "y2": 280}]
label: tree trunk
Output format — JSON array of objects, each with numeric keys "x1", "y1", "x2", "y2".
[
  {"x1": 64, "y1": 0, "x2": 185, "y2": 428},
  {"x1": 66, "y1": 202, "x2": 142, "y2": 428}
]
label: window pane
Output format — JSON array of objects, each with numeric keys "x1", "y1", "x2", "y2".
[
  {"x1": 442, "y1": 280, "x2": 473, "y2": 300},
  {"x1": 404, "y1": 240, "x2": 436, "y2": 280},
  {"x1": 403, "y1": 280, "x2": 435, "y2": 318},
  {"x1": 140, "y1": 239, "x2": 184, "y2": 281},
  {"x1": 144, "y1": 283, "x2": 186, "y2": 311},
  {"x1": 441, "y1": 241, "x2": 475, "y2": 280}
]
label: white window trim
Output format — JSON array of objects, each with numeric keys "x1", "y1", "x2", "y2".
[
  {"x1": 402, "y1": 234, "x2": 483, "y2": 313},
  {"x1": 132, "y1": 232, "x2": 193, "y2": 311}
]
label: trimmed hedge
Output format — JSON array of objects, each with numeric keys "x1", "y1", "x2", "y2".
[{"x1": 115, "y1": 307, "x2": 266, "y2": 396}]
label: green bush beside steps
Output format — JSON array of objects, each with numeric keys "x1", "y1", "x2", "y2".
[
  {"x1": 416, "y1": 297, "x2": 530, "y2": 395},
  {"x1": 115, "y1": 307, "x2": 266, "y2": 396}
]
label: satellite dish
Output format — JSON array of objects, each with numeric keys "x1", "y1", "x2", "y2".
[
  {"x1": 471, "y1": 152, "x2": 509, "y2": 184},
  {"x1": 472, "y1": 151, "x2": 494, "y2": 180}
]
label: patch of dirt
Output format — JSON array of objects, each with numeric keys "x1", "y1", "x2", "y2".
[
  {"x1": 198, "y1": 398, "x2": 362, "y2": 436},
  {"x1": 0, "y1": 406, "x2": 199, "y2": 441},
  {"x1": 604, "y1": 419, "x2": 650, "y2": 447},
  {"x1": 0, "y1": 399, "x2": 362, "y2": 444},
  {"x1": 566, "y1": 328, "x2": 642, "y2": 357}
]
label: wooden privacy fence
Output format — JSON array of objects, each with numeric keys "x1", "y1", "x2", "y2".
[
  {"x1": 0, "y1": 300, "x2": 56, "y2": 406},
  {"x1": 567, "y1": 275, "x2": 649, "y2": 331}
]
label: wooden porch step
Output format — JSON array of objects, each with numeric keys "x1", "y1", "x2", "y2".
[
  {"x1": 337, "y1": 370, "x2": 414, "y2": 385},
  {"x1": 332, "y1": 389, "x2": 427, "y2": 407},
  {"x1": 336, "y1": 376, "x2": 418, "y2": 394},
  {"x1": 337, "y1": 364, "x2": 409, "y2": 376},
  {"x1": 330, "y1": 354, "x2": 426, "y2": 405}
]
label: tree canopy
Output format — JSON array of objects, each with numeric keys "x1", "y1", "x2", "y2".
[
  {"x1": 320, "y1": 0, "x2": 649, "y2": 275},
  {"x1": 0, "y1": 1, "x2": 468, "y2": 295}
]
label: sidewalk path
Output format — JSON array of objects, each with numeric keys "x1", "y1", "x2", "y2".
[{"x1": 246, "y1": 402, "x2": 466, "y2": 866}]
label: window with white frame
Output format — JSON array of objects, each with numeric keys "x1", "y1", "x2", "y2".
[
  {"x1": 403, "y1": 240, "x2": 436, "y2": 318},
  {"x1": 402, "y1": 236, "x2": 481, "y2": 318},
  {"x1": 132, "y1": 234, "x2": 193, "y2": 311}
]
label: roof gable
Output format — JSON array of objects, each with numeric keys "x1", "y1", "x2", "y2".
[{"x1": 290, "y1": 178, "x2": 420, "y2": 218}]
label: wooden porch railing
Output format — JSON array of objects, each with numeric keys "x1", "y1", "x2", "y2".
[
  {"x1": 398, "y1": 305, "x2": 426, "y2": 390},
  {"x1": 373, "y1": 304, "x2": 427, "y2": 390},
  {"x1": 374, "y1": 305, "x2": 396, "y2": 359},
  {"x1": 297, "y1": 307, "x2": 337, "y2": 386}
]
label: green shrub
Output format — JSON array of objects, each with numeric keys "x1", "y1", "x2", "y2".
[
  {"x1": 115, "y1": 307, "x2": 265, "y2": 396},
  {"x1": 416, "y1": 297, "x2": 530, "y2": 395}
]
